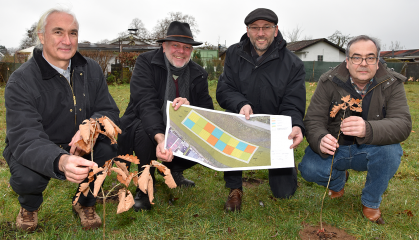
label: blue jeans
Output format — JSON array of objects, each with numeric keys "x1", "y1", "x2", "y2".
[{"x1": 298, "y1": 143, "x2": 402, "y2": 209}]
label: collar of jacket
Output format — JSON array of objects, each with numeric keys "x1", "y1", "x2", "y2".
[
  {"x1": 238, "y1": 30, "x2": 286, "y2": 65},
  {"x1": 33, "y1": 47, "x2": 87, "y2": 80},
  {"x1": 150, "y1": 46, "x2": 206, "y2": 81},
  {"x1": 322, "y1": 61, "x2": 405, "y2": 89}
]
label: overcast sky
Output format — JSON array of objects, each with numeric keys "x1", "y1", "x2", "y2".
[{"x1": 1, "y1": 0, "x2": 418, "y2": 51}]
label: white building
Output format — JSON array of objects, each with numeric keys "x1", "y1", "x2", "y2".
[{"x1": 287, "y1": 38, "x2": 346, "y2": 62}]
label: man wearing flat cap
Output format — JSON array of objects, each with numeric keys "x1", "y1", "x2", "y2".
[
  {"x1": 216, "y1": 8, "x2": 306, "y2": 212},
  {"x1": 118, "y1": 21, "x2": 213, "y2": 211}
]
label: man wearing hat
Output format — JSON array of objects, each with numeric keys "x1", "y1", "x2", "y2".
[
  {"x1": 118, "y1": 21, "x2": 214, "y2": 211},
  {"x1": 216, "y1": 8, "x2": 306, "y2": 212}
]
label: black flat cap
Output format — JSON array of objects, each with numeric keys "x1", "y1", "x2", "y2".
[{"x1": 244, "y1": 8, "x2": 278, "y2": 25}]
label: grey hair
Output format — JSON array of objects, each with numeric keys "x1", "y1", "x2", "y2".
[
  {"x1": 34, "y1": 7, "x2": 79, "y2": 48},
  {"x1": 346, "y1": 35, "x2": 381, "y2": 58}
]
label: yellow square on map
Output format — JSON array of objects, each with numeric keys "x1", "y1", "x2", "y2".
[
  {"x1": 189, "y1": 112, "x2": 200, "y2": 123},
  {"x1": 240, "y1": 152, "x2": 251, "y2": 161},
  {"x1": 227, "y1": 138, "x2": 239, "y2": 147},
  {"x1": 231, "y1": 148, "x2": 243, "y2": 158},
  {"x1": 199, "y1": 129, "x2": 211, "y2": 140}
]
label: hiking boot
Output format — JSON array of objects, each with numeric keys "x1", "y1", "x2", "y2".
[
  {"x1": 172, "y1": 171, "x2": 195, "y2": 187},
  {"x1": 133, "y1": 190, "x2": 152, "y2": 212},
  {"x1": 72, "y1": 203, "x2": 102, "y2": 230},
  {"x1": 224, "y1": 188, "x2": 243, "y2": 212},
  {"x1": 16, "y1": 207, "x2": 38, "y2": 231}
]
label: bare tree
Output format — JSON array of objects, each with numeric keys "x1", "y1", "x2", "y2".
[
  {"x1": 19, "y1": 22, "x2": 37, "y2": 49},
  {"x1": 129, "y1": 18, "x2": 150, "y2": 40},
  {"x1": 384, "y1": 41, "x2": 405, "y2": 50},
  {"x1": 327, "y1": 30, "x2": 351, "y2": 48},
  {"x1": 96, "y1": 39, "x2": 110, "y2": 44},
  {"x1": 79, "y1": 50, "x2": 115, "y2": 75},
  {"x1": 152, "y1": 12, "x2": 200, "y2": 40},
  {"x1": 283, "y1": 25, "x2": 304, "y2": 43}
]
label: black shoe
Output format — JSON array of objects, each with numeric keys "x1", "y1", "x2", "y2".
[
  {"x1": 172, "y1": 172, "x2": 195, "y2": 187},
  {"x1": 133, "y1": 190, "x2": 151, "y2": 212}
]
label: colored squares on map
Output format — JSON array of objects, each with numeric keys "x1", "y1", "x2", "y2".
[{"x1": 181, "y1": 110, "x2": 259, "y2": 163}]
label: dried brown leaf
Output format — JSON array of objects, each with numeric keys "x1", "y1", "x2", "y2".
[
  {"x1": 164, "y1": 175, "x2": 177, "y2": 189},
  {"x1": 350, "y1": 105, "x2": 362, "y2": 113},
  {"x1": 330, "y1": 104, "x2": 343, "y2": 118},
  {"x1": 73, "y1": 182, "x2": 90, "y2": 205},
  {"x1": 148, "y1": 175, "x2": 154, "y2": 204},
  {"x1": 132, "y1": 173, "x2": 139, "y2": 187},
  {"x1": 117, "y1": 154, "x2": 140, "y2": 165},
  {"x1": 93, "y1": 173, "x2": 107, "y2": 197},
  {"x1": 74, "y1": 139, "x2": 91, "y2": 154},
  {"x1": 111, "y1": 167, "x2": 127, "y2": 180},
  {"x1": 137, "y1": 165, "x2": 151, "y2": 194},
  {"x1": 116, "y1": 189, "x2": 135, "y2": 214},
  {"x1": 79, "y1": 119, "x2": 92, "y2": 144},
  {"x1": 341, "y1": 95, "x2": 351, "y2": 103},
  {"x1": 114, "y1": 160, "x2": 129, "y2": 177}
]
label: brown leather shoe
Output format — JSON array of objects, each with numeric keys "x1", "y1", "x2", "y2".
[
  {"x1": 16, "y1": 207, "x2": 38, "y2": 232},
  {"x1": 362, "y1": 205, "x2": 385, "y2": 224},
  {"x1": 328, "y1": 171, "x2": 349, "y2": 199},
  {"x1": 224, "y1": 189, "x2": 243, "y2": 212},
  {"x1": 73, "y1": 203, "x2": 102, "y2": 230}
]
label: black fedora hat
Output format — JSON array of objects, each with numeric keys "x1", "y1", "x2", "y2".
[{"x1": 156, "y1": 21, "x2": 202, "y2": 46}]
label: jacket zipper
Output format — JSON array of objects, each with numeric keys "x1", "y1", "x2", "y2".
[
  {"x1": 67, "y1": 69, "x2": 77, "y2": 128},
  {"x1": 361, "y1": 77, "x2": 391, "y2": 100}
]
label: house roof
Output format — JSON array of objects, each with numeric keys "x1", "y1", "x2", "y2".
[
  {"x1": 380, "y1": 49, "x2": 419, "y2": 58},
  {"x1": 78, "y1": 42, "x2": 159, "y2": 52},
  {"x1": 286, "y1": 38, "x2": 345, "y2": 53}
]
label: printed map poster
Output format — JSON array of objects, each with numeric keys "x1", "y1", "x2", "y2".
[{"x1": 164, "y1": 101, "x2": 294, "y2": 171}]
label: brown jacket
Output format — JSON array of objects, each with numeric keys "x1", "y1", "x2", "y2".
[{"x1": 304, "y1": 61, "x2": 411, "y2": 157}]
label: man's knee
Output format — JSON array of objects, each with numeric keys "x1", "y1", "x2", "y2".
[
  {"x1": 269, "y1": 168, "x2": 297, "y2": 198},
  {"x1": 10, "y1": 170, "x2": 49, "y2": 196}
]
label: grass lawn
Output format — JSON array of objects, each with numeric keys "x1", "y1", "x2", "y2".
[{"x1": 0, "y1": 82, "x2": 418, "y2": 239}]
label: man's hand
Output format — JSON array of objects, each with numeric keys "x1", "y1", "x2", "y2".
[
  {"x1": 172, "y1": 97, "x2": 190, "y2": 111},
  {"x1": 59, "y1": 154, "x2": 97, "y2": 183},
  {"x1": 155, "y1": 133, "x2": 174, "y2": 162},
  {"x1": 288, "y1": 126, "x2": 303, "y2": 149},
  {"x1": 69, "y1": 130, "x2": 83, "y2": 156},
  {"x1": 320, "y1": 134, "x2": 339, "y2": 155},
  {"x1": 340, "y1": 116, "x2": 366, "y2": 138},
  {"x1": 239, "y1": 104, "x2": 253, "y2": 120}
]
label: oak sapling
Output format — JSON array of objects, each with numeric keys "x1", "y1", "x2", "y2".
[{"x1": 71, "y1": 116, "x2": 177, "y2": 236}]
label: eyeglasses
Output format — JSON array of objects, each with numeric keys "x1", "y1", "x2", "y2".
[
  {"x1": 247, "y1": 25, "x2": 276, "y2": 33},
  {"x1": 349, "y1": 56, "x2": 378, "y2": 65}
]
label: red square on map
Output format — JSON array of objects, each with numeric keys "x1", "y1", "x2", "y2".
[
  {"x1": 204, "y1": 122, "x2": 216, "y2": 133},
  {"x1": 244, "y1": 145, "x2": 256, "y2": 153},
  {"x1": 223, "y1": 145, "x2": 234, "y2": 155},
  {"x1": 207, "y1": 135, "x2": 218, "y2": 146}
]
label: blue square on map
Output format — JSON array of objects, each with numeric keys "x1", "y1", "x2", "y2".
[
  {"x1": 211, "y1": 128, "x2": 223, "y2": 138},
  {"x1": 236, "y1": 142, "x2": 248, "y2": 151},
  {"x1": 214, "y1": 140, "x2": 227, "y2": 151},
  {"x1": 183, "y1": 119, "x2": 195, "y2": 129}
]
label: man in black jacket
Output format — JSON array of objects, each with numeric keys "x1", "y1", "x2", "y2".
[
  {"x1": 118, "y1": 21, "x2": 213, "y2": 211},
  {"x1": 4, "y1": 8, "x2": 119, "y2": 231},
  {"x1": 216, "y1": 8, "x2": 306, "y2": 212}
]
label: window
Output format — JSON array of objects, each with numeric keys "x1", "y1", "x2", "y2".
[{"x1": 318, "y1": 55, "x2": 323, "y2": 61}]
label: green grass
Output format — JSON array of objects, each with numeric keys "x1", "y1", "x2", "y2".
[{"x1": 1, "y1": 82, "x2": 419, "y2": 239}]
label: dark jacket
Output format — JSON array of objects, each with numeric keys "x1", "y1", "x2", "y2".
[
  {"x1": 118, "y1": 47, "x2": 213, "y2": 154},
  {"x1": 3, "y1": 48, "x2": 120, "y2": 179},
  {"x1": 304, "y1": 61, "x2": 411, "y2": 157},
  {"x1": 216, "y1": 32, "x2": 306, "y2": 132}
]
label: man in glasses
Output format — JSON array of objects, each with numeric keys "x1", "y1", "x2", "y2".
[
  {"x1": 216, "y1": 8, "x2": 306, "y2": 212},
  {"x1": 299, "y1": 35, "x2": 411, "y2": 224}
]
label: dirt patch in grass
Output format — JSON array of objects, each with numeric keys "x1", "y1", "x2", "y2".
[
  {"x1": 299, "y1": 223, "x2": 357, "y2": 240},
  {"x1": 0, "y1": 158, "x2": 6, "y2": 167},
  {"x1": 242, "y1": 177, "x2": 264, "y2": 188}
]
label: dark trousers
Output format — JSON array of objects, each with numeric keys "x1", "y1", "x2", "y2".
[
  {"x1": 131, "y1": 122, "x2": 196, "y2": 173},
  {"x1": 8, "y1": 137, "x2": 117, "y2": 211},
  {"x1": 224, "y1": 167, "x2": 298, "y2": 199}
]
